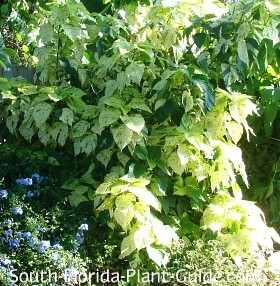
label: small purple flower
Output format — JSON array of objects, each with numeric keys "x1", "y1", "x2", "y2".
[
  {"x1": 13, "y1": 207, "x2": 23, "y2": 215},
  {"x1": 0, "y1": 190, "x2": 8, "y2": 198},
  {"x1": 79, "y1": 224, "x2": 88, "y2": 231},
  {"x1": 9, "y1": 238, "x2": 20, "y2": 249},
  {"x1": 37, "y1": 240, "x2": 50, "y2": 254},
  {"x1": 15, "y1": 178, "x2": 33, "y2": 186}
]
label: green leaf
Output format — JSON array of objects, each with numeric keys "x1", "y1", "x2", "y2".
[
  {"x1": 114, "y1": 194, "x2": 135, "y2": 230},
  {"x1": 130, "y1": 98, "x2": 152, "y2": 113},
  {"x1": 40, "y1": 22, "x2": 54, "y2": 44},
  {"x1": 81, "y1": 133, "x2": 98, "y2": 154},
  {"x1": 61, "y1": 24, "x2": 82, "y2": 42},
  {"x1": 146, "y1": 246, "x2": 168, "y2": 267},
  {"x1": 237, "y1": 22, "x2": 250, "y2": 40},
  {"x1": 60, "y1": 108, "x2": 74, "y2": 126},
  {"x1": 38, "y1": 123, "x2": 51, "y2": 145},
  {"x1": 120, "y1": 235, "x2": 136, "y2": 258},
  {"x1": 265, "y1": 0, "x2": 280, "y2": 14},
  {"x1": 134, "y1": 146, "x2": 148, "y2": 160},
  {"x1": 74, "y1": 140, "x2": 81, "y2": 156},
  {"x1": 177, "y1": 143, "x2": 190, "y2": 165},
  {"x1": 134, "y1": 226, "x2": 155, "y2": 250},
  {"x1": 260, "y1": 86, "x2": 273, "y2": 104},
  {"x1": 182, "y1": 91, "x2": 194, "y2": 113},
  {"x1": 226, "y1": 121, "x2": 243, "y2": 144},
  {"x1": 205, "y1": 88, "x2": 215, "y2": 111},
  {"x1": 111, "y1": 125, "x2": 133, "y2": 150},
  {"x1": 117, "y1": 71, "x2": 130, "y2": 92},
  {"x1": 118, "y1": 39, "x2": 134, "y2": 55},
  {"x1": 71, "y1": 120, "x2": 90, "y2": 138},
  {"x1": 61, "y1": 178, "x2": 79, "y2": 190},
  {"x1": 193, "y1": 33, "x2": 206, "y2": 48},
  {"x1": 191, "y1": 74, "x2": 215, "y2": 110},
  {"x1": 168, "y1": 152, "x2": 185, "y2": 175},
  {"x1": 68, "y1": 192, "x2": 89, "y2": 208},
  {"x1": 99, "y1": 108, "x2": 121, "y2": 129},
  {"x1": 75, "y1": 185, "x2": 89, "y2": 195},
  {"x1": 237, "y1": 39, "x2": 249, "y2": 67},
  {"x1": 265, "y1": 102, "x2": 278, "y2": 123},
  {"x1": 48, "y1": 157, "x2": 60, "y2": 166},
  {"x1": 122, "y1": 114, "x2": 145, "y2": 134},
  {"x1": 174, "y1": 176, "x2": 186, "y2": 196},
  {"x1": 18, "y1": 85, "x2": 37, "y2": 95},
  {"x1": 2, "y1": 48, "x2": 18, "y2": 57},
  {"x1": 129, "y1": 186, "x2": 161, "y2": 211},
  {"x1": 19, "y1": 122, "x2": 35, "y2": 142},
  {"x1": 105, "y1": 80, "x2": 118, "y2": 97},
  {"x1": 50, "y1": 122, "x2": 68, "y2": 146},
  {"x1": 103, "y1": 97, "x2": 124, "y2": 110},
  {"x1": 114, "y1": 208, "x2": 134, "y2": 231},
  {"x1": 125, "y1": 62, "x2": 145, "y2": 85},
  {"x1": 33, "y1": 103, "x2": 52, "y2": 127},
  {"x1": 1, "y1": 91, "x2": 16, "y2": 100},
  {"x1": 6, "y1": 114, "x2": 19, "y2": 134},
  {"x1": 154, "y1": 100, "x2": 174, "y2": 123}
]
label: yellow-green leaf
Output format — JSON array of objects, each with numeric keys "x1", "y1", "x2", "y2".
[
  {"x1": 33, "y1": 102, "x2": 52, "y2": 127},
  {"x1": 134, "y1": 226, "x2": 154, "y2": 250},
  {"x1": 111, "y1": 125, "x2": 133, "y2": 150},
  {"x1": 120, "y1": 235, "x2": 136, "y2": 258},
  {"x1": 122, "y1": 114, "x2": 145, "y2": 134},
  {"x1": 99, "y1": 108, "x2": 122, "y2": 129},
  {"x1": 60, "y1": 108, "x2": 74, "y2": 126}
]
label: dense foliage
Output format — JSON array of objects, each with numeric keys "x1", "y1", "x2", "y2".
[{"x1": 0, "y1": 0, "x2": 280, "y2": 284}]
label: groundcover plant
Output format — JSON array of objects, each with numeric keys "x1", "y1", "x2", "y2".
[{"x1": 0, "y1": 0, "x2": 280, "y2": 285}]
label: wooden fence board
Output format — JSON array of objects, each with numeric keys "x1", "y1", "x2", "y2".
[{"x1": 0, "y1": 65, "x2": 35, "y2": 83}]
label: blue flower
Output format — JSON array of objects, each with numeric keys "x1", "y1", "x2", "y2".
[
  {"x1": 15, "y1": 178, "x2": 33, "y2": 186},
  {"x1": 79, "y1": 223, "x2": 88, "y2": 231},
  {"x1": 37, "y1": 240, "x2": 50, "y2": 254},
  {"x1": 34, "y1": 190, "x2": 40, "y2": 196},
  {"x1": 9, "y1": 238, "x2": 20, "y2": 249},
  {"x1": 31, "y1": 173, "x2": 44, "y2": 184},
  {"x1": 5, "y1": 229, "x2": 13, "y2": 237},
  {"x1": 63, "y1": 266, "x2": 79, "y2": 282},
  {"x1": 75, "y1": 233, "x2": 84, "y2": 244},
  {"x1": 28, "y1": 237, "x2": 38, "y2": 248},
  {"x1": 0, "y1": 189, "x2": 8, "y2": 198},
  {"x1": 4, "y1": 219, "x2": 12, "y2": 226},
  {"x1": 26, "y1": 191, "x2": 34, "y2": 198},
  {"x1": 51, "y1": 253, "x2": 59, "y2": 265},
  {"x1": 21, "y1": 232, "x2": 32, "y2": 240},
  {"x1": 52, "y1": 242, "x2": 63, "y2": 250},
  {"x1": 36, "y1": 225, "x2": 46, "y2": 232},
  {"x1": 13, "y1": 207, "x2": 23, "y2": 215},
  {"x1": 3, "y1": 259, "x2": 11, "y2": 266},
  {"x1": 72, "y1": 243, "x2": 80, "y2": 252}
]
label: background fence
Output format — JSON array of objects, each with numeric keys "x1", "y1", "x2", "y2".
[{"x1": 0, "y1": 64, "x2": 35, "y2": 83}]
